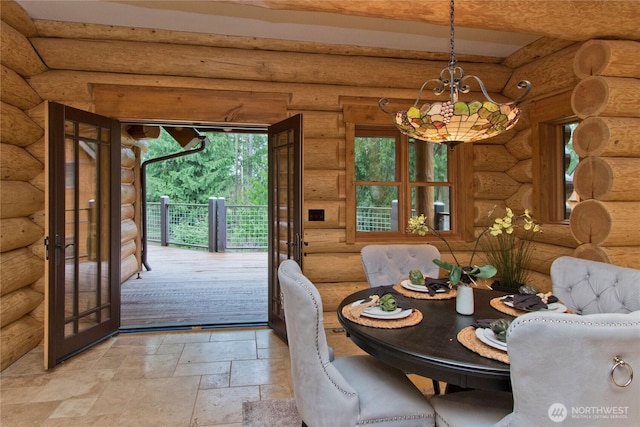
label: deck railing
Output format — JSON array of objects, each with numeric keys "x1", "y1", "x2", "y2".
[
  {"x1": 146, "y1": 197, "x2": 268, "y2": 252},
  {"x1": 146, "y1": 197, "x2": 450, "y2": 252}
]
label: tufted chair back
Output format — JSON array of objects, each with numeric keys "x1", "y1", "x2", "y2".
[
  {"x1": 429, "y1": 310, "x2": 640, "y2": 426},
  {"x1": 551, "y1": 256, "x2": 640, "y2": 314},
  {"x1": 278, "y1": 260, "x2": 435, "y2": 427},
  {"x1": 502, "y1": 310, "x2": 640, "y2": 426},
  {"x1": 361, "y1": 244, "x2": 441, "y2": 288}
]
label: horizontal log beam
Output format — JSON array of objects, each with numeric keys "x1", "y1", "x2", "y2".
[
  {"x1": 0, "y1": 217, "x2": 42, "y2": 252},
  {"x1": 0, "y1": 65, "x2": 42, "y2": 109},
  {"x1": 0, "y1": 288, "x2": 43, "y2": 328},
  {"x1": 573, "y1": 157, "x2": 640, "y2": 201},
  {"x1": 504, "y1": 44, "x2": 581, "y2": 100},
  {"x1": 94, "y1": 84, "x2": 289, "y2": 124},
  {"x1": 31, "y1": 38, "x2": 512, "y2": 91},
  {"x1": 0, "y1": 101, "x2": 43, "y2": 147},
  {"x1": 33, "y1": 20, "x2": 500, "y2": 63},
  {"x1": 0, "y1": 0, "x2": 38, "y2": 37},
  {"x1": 571, "y1": 76, "x2": 640, "y2": 119},
  {"x1": 572, "y1": 117, "x2": 640, "y2": 157},
  {"x1": 0, "y1": 315, "x2": 43, "y2": 370},
  {"x1": 0, "y1": 143, "x2": 42, "y2": 181},
  {"x1": 570, "y1": 200, "x2": 640, "y2": 246},
  {"x1": 573, "y1": 40, "x2": 640, "y2": 79},
  {"x1": 473, "y1": 172, "x2": 519, "y2": 199},
  {"x1": 229, "y1": 1, "x2": 640, "y2": 41},
  {"x1": 0, "y1": 21, "x2": 47, "y2": 77},
  {"x1": 0, "y1": 248, "x2": 43, "y2": 296},
  {"x1": 573, "y1": 244, "x2": 640, "y2": 269},
  {"x1": 0, "y1": 180, "x2": 44, "y2": 219}
]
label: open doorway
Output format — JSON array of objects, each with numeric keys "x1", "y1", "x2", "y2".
[{"x1": 120, "y1": 125, "x2": 269, "y2": 330}]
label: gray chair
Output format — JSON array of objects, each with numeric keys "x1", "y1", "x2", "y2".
[
  {"x1": 278, "y1": 259, "x2": 436, "y2": 427},
  {"x1": 361, "y1": 244, "x2": 441, "y2": 288},
  {"x1": 430, "y1": 310, "x2": 640, "y2": 426},
  {"x1": 551, "y1": 256, "x2": 640, "y2": 314}
]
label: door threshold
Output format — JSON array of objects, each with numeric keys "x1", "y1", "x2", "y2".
[{"x1": 119, "y1": 321, "x2": 269, "y2": 334}]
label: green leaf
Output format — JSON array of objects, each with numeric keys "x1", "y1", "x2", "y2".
[
  {"x1": 432, "y1": 259, "x2": 454, "y2": 270},
  {"x1": 473, "y1": 265, "x2": 497, "y2": 278},
  {"x1": 449, "y1": 266, "x2": 462, "y2": 285}
]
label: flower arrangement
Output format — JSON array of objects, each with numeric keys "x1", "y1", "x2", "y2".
[
  {"x1": 480, "y1": 208, "x2": 542, "y2": 290},
  {"x1": 407, "y1": 214, "x2": 496, "y2": 286}
]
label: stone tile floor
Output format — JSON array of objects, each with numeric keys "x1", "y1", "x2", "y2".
[{"x1": 0, "y1": 326, "x2": 436, "y2": 426}]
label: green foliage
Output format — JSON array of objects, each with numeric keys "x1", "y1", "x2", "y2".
[
  {"x1": 143, "y1": 129, "x2": 268, "y2": 205},
  {"x1": 354, "y1": 136, "x2": 397, "y2": 208}
]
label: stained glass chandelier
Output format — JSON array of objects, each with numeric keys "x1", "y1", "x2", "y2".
[{"x1": 379, "y1": 0, "x2": 532, "y2": 148}]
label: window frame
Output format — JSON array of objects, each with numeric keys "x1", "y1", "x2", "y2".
[
  {"x1": 531, "y1": 92, "x2": 579, "y2": 224},
  {"x1": 344, "y1": 104, "x2": 473, "y2": 244}
]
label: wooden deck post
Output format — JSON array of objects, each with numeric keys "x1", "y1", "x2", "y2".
[
  {"x1": 208, "y1": 197, "x2": 217, "y2": 253},
  {"x1": 160, "y1": 196, "x2": 169, "y2": 246},
  {"x1": 217, "y1": 197, "x2": 227, "y2": 252}
]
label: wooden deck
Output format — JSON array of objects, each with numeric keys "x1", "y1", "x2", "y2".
[{"x1": 120, "y1": 245, "x2": 268, "y2": 329}]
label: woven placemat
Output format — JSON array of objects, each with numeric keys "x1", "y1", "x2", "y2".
[
  {"x1": 341, "y1": 306, "x2": 423, "y2": 329},
  {"x1": 457, "y1": 326, "x2": 510, "y2": 364},
  {"x1": 392, "y1": 284, "x2": 457, "y2": 300},
  {"x1": 490, "y1": 297, "x2": 521, "y2": 317},
  {"x1": 490, "y1": 297, "x2": 576, "y2": 317}
]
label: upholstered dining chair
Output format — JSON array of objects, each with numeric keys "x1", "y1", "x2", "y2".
[
  {"x1": 361, "y1": 244, "x2": 441, "y2": 288},
  {"x1": 278, "y1": 259, "x2": 436, "y2": 427},
  {"x1": 429, "y1": 310, "x2": 640, "y2": 426},
  {"x1": 550, "y1": 256, "x2": 640, "y2": 314}
]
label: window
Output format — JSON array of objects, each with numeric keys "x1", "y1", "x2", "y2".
[
  {"x1": 532, "y1": 91, "x2": 579, "y2": 223},
  {"x1": 353, "y1": 126, "x2": 452, "y2": 236},
  {"x1": 562, "y1": 122, "x2": 580, "y2": 220}
]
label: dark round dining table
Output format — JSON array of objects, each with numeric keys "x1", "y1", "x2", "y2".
[{"x1": 337, "y1": 286, "x2": 512, "y2": 391}]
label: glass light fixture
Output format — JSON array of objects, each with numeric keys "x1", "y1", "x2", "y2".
[{"x1": 379, "y1": 0, "x2": 532, "y2": 148}]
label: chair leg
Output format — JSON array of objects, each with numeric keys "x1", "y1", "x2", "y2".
[{"x1": 444, "y1": 383, "x2": 474, "y2": 393}]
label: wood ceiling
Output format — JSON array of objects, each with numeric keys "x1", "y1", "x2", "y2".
[{"x1": 223, "y1": 0, "x2": 640, "y2": 41}]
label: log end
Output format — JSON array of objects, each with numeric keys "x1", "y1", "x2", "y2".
[
  {"x1": 573, "y1": 243, "x2": 609, "y2": 263},
  {"x1": 572, "y1": 116, "x2": 608, "y2": 157},
  {"x1": 569, "y1": 199, "x2": 612, "y2": 245},
  {"x1": 573, "y1": 40, "x2": 610, "y2": 79},
  {"x1": 571, "y1": 76, "x2": 609, "y2": 119},
  {"x1": 573, "y1": 157, "x2": 613, "y2": 201}
]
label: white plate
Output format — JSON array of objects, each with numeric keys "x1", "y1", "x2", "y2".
[
  {"x1": 475, "y1": 328, "x2": 507, "y2": 352},
  {"x1": 400, "y1": 279, "x2": 447, "y2": 293},
  {"x1": 501, "y1": 296, "x2": 567, "y2": 313},
  {"x1": 482, "y1": 328, "x2": 508, "y2": 350},
  {"x1": 351, "y1": 300, "x2": 413, "y2": 320}
]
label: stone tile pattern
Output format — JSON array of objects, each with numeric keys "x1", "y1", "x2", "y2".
[{"x1": 1, "y1": 326, "x2": 440, "y2": 426}]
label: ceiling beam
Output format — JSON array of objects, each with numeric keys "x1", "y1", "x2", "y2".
[{"x1": 226, "y1": 0, "x2": 640, "y2": 41}]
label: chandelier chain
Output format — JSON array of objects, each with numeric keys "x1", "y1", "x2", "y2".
[{"x1": 449, "y1": 0, "x2": 456, "y2": 66}]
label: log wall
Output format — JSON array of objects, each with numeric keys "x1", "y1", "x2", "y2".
[
  {"x1": 570, "y1": 40, "x2": 640, "y2": 268},
  {"x1": 1, "y1": 1, "x2": 639, "y2": 370},
  {"x1": 0, "y1": 3, "x2": 45, "y2": 371}
]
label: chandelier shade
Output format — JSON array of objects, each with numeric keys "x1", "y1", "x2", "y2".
[
  {"x1": 388, "y1": 99, "x2": 522, "y2": 144},
  {"x1": 379, "y1": 0, "x2": 531, "y2": 148}
]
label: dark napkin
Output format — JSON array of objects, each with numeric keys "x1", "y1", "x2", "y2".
[
  {"x1": 424, "y1": 278, "x2": 452, "y2": 296},
  {"x1": 370, "y1": 285, "x2": 413, "y2": 309},
  {"x1": 472, "y1": 319, "x2": 499, "y2": 329},
  {"x1": 503, "y1": 293, "x2": 559, "y2": 311}
]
